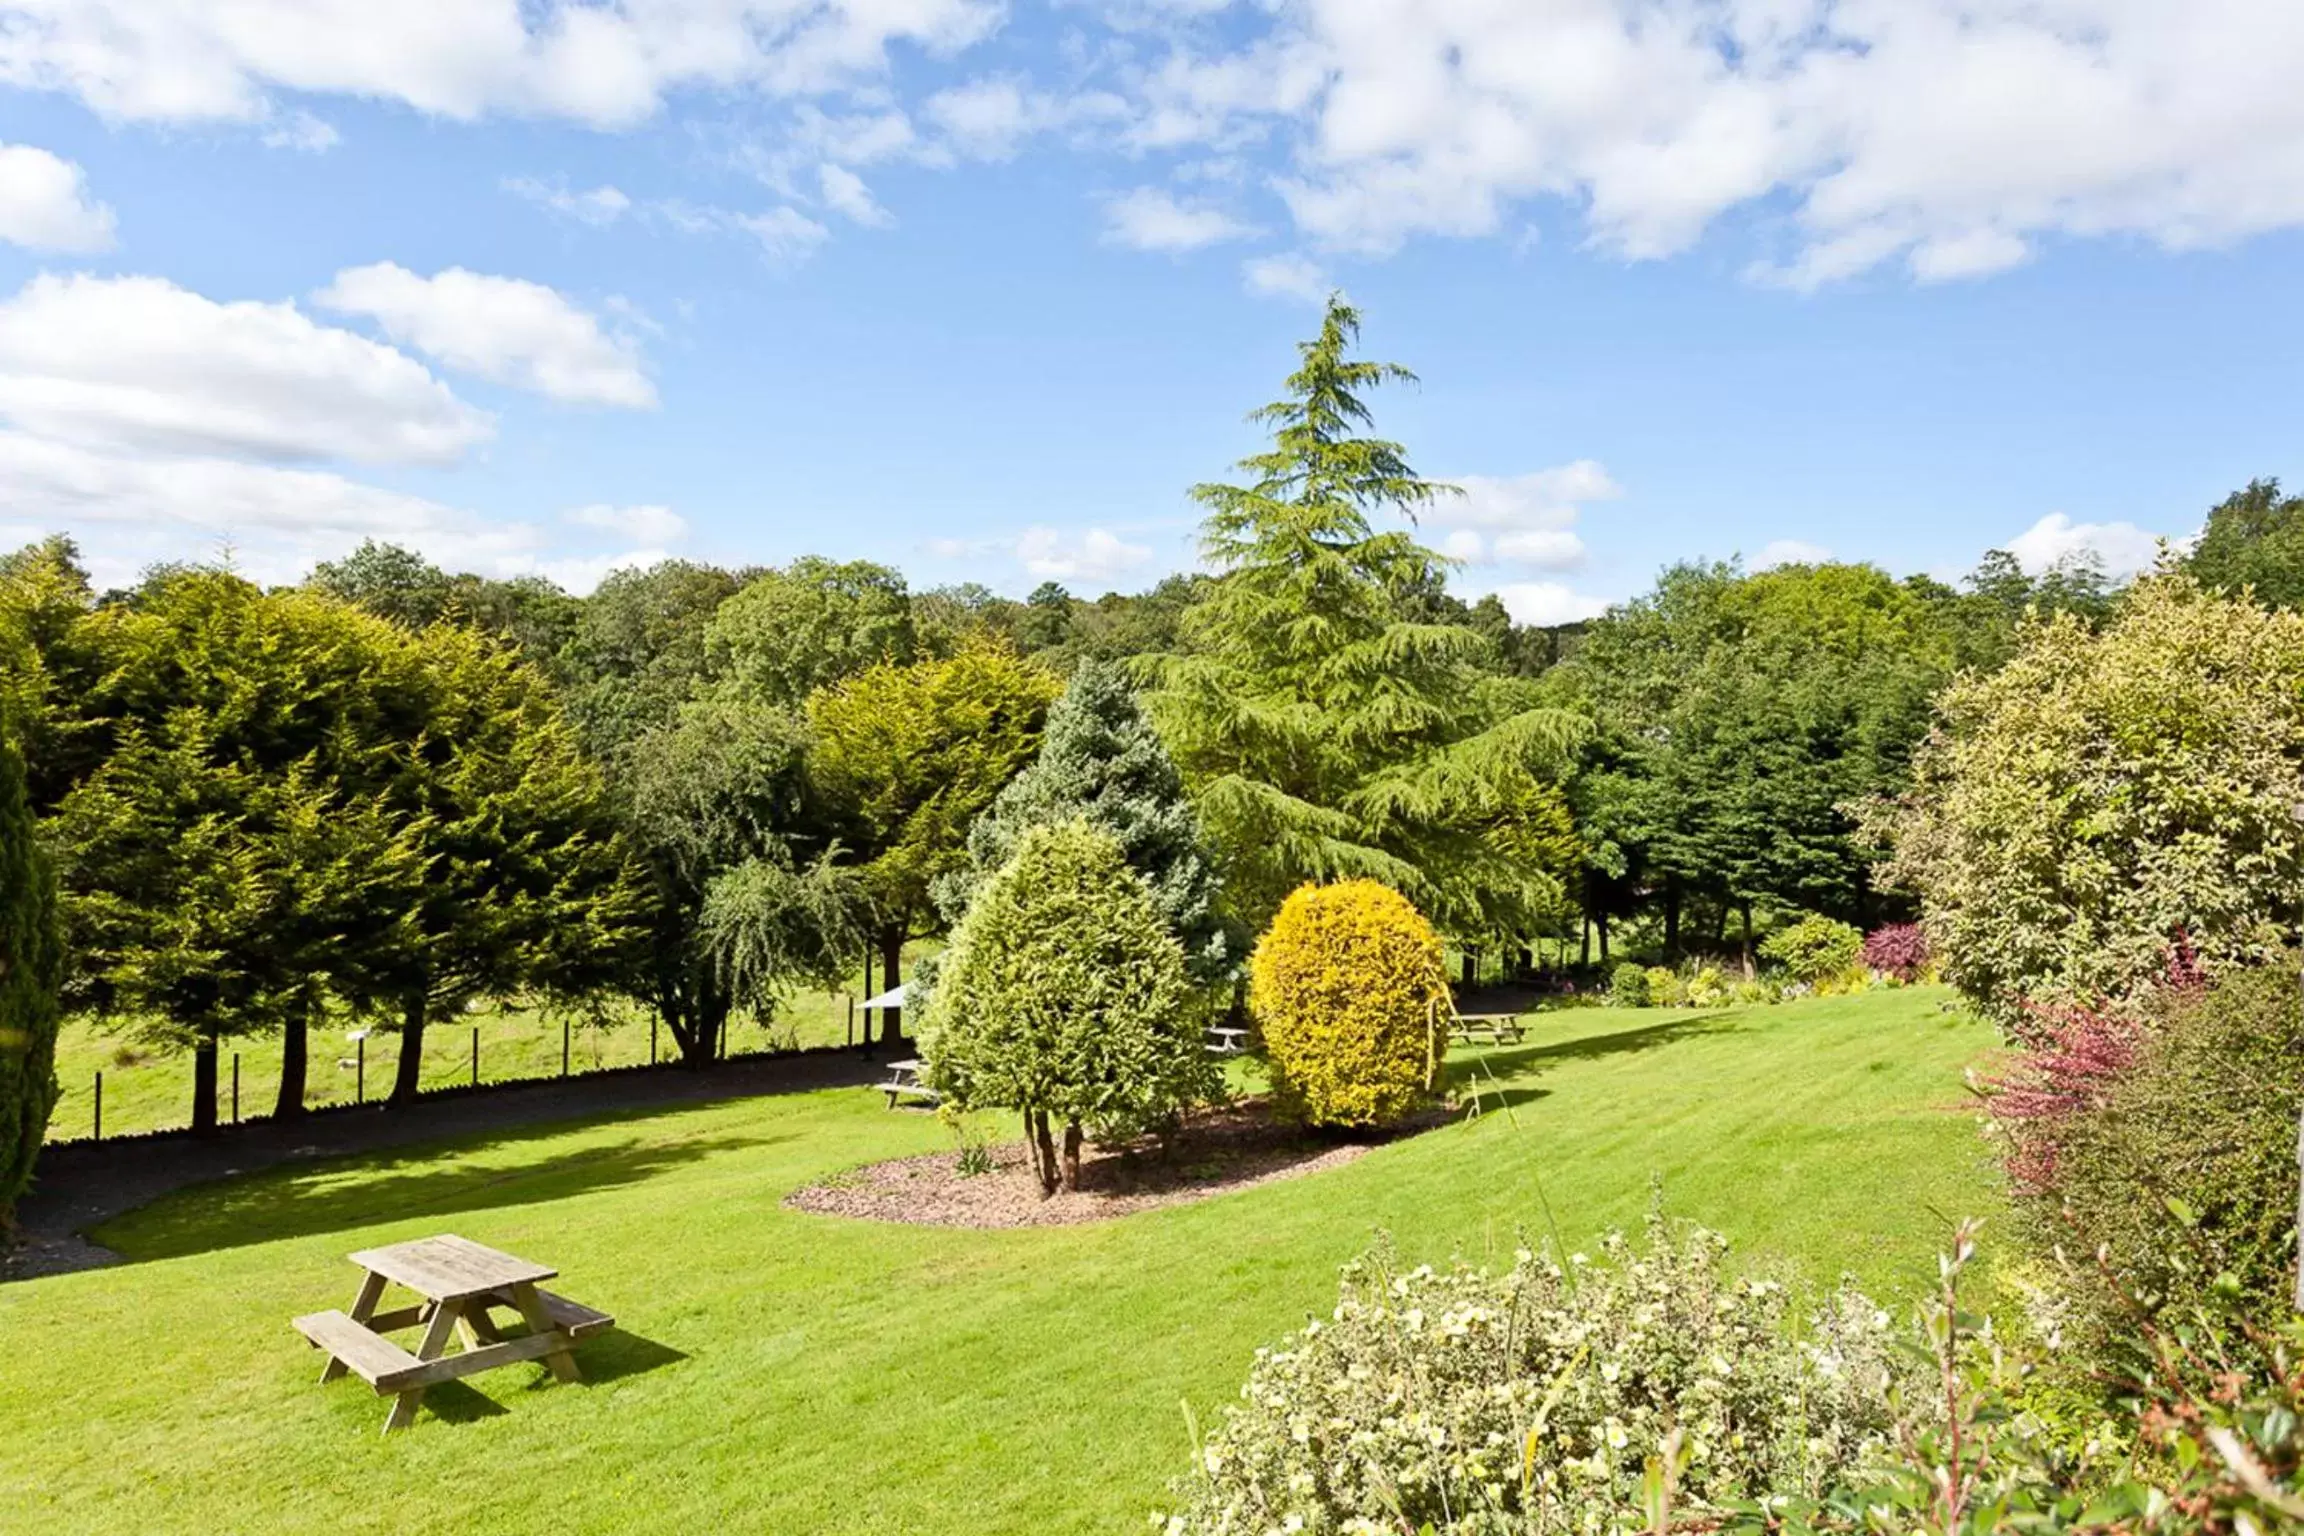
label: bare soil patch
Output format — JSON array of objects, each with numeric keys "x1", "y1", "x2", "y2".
[{"x1": 786, "y1": 1097, "x2": 1446, "y2": 1228}]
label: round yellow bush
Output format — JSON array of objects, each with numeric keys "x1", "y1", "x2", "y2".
[{"x1": 1249, "y1": 880, "x2": 1449, "y2": 1128}]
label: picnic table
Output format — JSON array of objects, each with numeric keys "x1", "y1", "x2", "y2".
[
  {"x1": 1204, "y1": 1025, "x2": 1252, "y2": 1056},
  {"x1": 293, "y1": 1234, "x2": 613, "y2": 1434},
  {"x1": 877, "y1": 1057, "x2": 940, "y2": 1109},
  {"x1": 1449, "y1": 1011, "x2": 1528, "y2": 1046}
]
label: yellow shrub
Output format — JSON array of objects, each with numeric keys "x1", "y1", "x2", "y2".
[{"x1": 1248, "y1": 880, "x2": 1449, "y2": 1128}]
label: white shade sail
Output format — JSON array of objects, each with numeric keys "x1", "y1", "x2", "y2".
[{"x1": 859, "y1": 984, "x2": 908, "y2": 1010}]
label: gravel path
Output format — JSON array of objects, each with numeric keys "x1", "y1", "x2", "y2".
[{"x1": 4, "y1": 1047, "x2": 889, "y2": 1283}]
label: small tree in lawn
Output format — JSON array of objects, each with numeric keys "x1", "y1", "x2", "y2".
[
  {"x1": 0, "y1": 610, "x2": 61, "y2": 1234},
  {"x1": 1250, "y1": 880, "x2": 1449, "y2": 1129},
  {"x1": 922, "y1": 821, "x2": 1211, "y2": 1197}
]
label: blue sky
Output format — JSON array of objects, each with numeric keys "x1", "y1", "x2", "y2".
[{"x1": 0, "y1": 1, "x2": 2297, "y2": 621}]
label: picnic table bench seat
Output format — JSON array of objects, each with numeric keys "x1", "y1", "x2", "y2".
[
  {"x1": 876, "y1": 1058, "x2": 941, "y2": 1109},
  {"x1": 294, "y1": 1309, "x2": 424, "y2": 1390}
]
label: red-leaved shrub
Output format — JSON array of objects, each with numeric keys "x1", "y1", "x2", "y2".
[
  {"x1": 1860, "y1": 922, "x2": 1929, "y2": 981},
  {"x1": 1977, "y1": 998, "x2": 2139, "y2": 1195}
]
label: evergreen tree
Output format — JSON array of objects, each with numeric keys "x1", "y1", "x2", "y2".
[
  {"x1": 1143, "y1": 296, "x2": 1585, "y2": 935},
  {"x1": 938, "y1": 660, "x2": 1231, "y2": 984},
  {"x1": 0, "y1": 604, "x2": 61, "y2": 1232}
]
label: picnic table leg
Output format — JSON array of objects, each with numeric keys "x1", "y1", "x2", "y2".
[
  {"x1": 323, "y1": 1271, "x2": 389, "y2": 1384},
  {"x1": 509, "y1": 1281, "x2": 581, "y2": 1384},
  {"x1": 383, "y1": 1300, "x2": 461, "y2": 1435}
]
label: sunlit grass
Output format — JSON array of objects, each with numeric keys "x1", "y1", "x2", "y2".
[{"x1": 3, "y1": 987, "x2": 2001, "y2": 1535}]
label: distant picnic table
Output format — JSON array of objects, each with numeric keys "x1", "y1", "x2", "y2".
[
  {"x1": 294, "y1": 1234, "x2": 612, "y2": 1434},
  {"x1": 1449, "y1": 1011, "x2": 1528, "y2": 1046},
  {"x1": 877, "y1": 1058, "x2": 940, "y2": 1109},
  {"x1": 1204, "y1": 1025, "x2": 1252, "y2": 1056}
]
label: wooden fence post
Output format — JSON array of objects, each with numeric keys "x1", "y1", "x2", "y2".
[{"x1": 93, "y1": 1070, "x2": 101, "y2": 1141}]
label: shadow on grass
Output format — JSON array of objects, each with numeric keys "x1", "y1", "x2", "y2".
[
  {"x1": 409, "y1": 1329, "x2": 689, "y2": 1427},
  {"x1": 1450, "y1": 1013, "x2": 1744, "y2": 1110},
  {"x1": 100, "y1": 1127, "x2": 784, "y2": 1264}
]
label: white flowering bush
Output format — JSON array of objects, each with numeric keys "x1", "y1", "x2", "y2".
[{"x1": 1160, "y1": 1220, "x2": 1901, "y2": 1536}]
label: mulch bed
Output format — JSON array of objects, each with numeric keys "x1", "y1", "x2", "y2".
[{"x1": 786, "y1": 1097, "x2": 1446, "y2": 1229}]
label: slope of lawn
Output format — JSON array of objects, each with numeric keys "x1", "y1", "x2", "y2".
[{"x1": 0, "y1": 988, "x2": 2001, "y2": 1536}]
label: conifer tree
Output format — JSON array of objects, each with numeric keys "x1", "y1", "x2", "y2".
[
  {"x1": 938, "y1": 660, "x2": 1231, "y2": 984},
  {"x1": 1144, "y1": 297, "x2": 1585, "y2": 935},
  {"x1": 0, "y1": 612, "x2": 61, "y2": 1232}
]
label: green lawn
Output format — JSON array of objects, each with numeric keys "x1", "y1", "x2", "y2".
[
  {"x1": 46, "y1": 946, "x2": 938, "y2": 1142},
  {"x1": 2, "y1": 987, "x2": 2001, "y2": 1535}
]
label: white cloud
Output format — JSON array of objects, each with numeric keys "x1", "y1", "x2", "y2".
[
  {"x1": 1102, "y1": 186, "x2": 1254, "y2": 251},
  {"x1": 260, "y1": 109, "x2": 339, "y2": 152},
  {"x1": 315, "y1": 263, "x2": 655, "y2": 409},
  {"x1": 1491, "y1": 580, "x2": 1610, "y2": 627},
  {"x1": 1242, "y1": 252, "x2": 1329, "y2": 302},
  {"x1": 1016, "y1": 525, "x2": 1155, "y2": 583},
  {"x1": 0, "y1": 272, "x2": 488, "y2": 465},
  {"x1": 923, "y1": 77, "x2": 1128, "y2": 161},
  {"x1": 1107, "y1": 1, "x2": 2304, "y2": 284},
  {"x1": 2005, "y1": 512, "x2": 2174, "y2": 580},
  {"x1": 0, "y1": 0, "x2": 1003, "y2": 130},
  {"x1": 531, "y1": 548, "x2": 675, "y2": 596},
  {"x1": 0, "y1": 143, "x2": 115, "y2": 252},
  {"x1": 0, "y1": 428, "x2": 538, "y2": 590},
  {"x1": 1427, "y1": 460, "x2": 1621, "y2": 574},
  {"x1": 738, "y1": 206, "x2": 832, "y2": 262},
  {"x1": 818, "y1": 163, "x2": 893, "y2": 227},
  {"x1": 566, "y1": 502, "x2": 686, "y2": 544},
  {"x1": 1755, "y1": 537, "x2": 1833, "y2": 569},
  {"x1": 504, "y1": 177, "x2": 632, "y2": 226}
]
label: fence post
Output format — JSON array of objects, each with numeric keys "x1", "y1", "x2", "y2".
[
  {"x1": 562, "y1": 1019, "x2": 570, "y2": 1078},
  {"x1": 649, "y1": 1015, "x2": 658, "y2": 1066},
  {"x1": 471, "y1": 1026, "x2": 479, "y2": 1088},
  {"x1": 232, "y1": 1053, "x2": 240, "y2": 1125},
  {"x1": 93, "y1": 1070, "x2": 101, "y2": 1142},
  {"x1": 356, "y1": 1036, "x2": 365, "y2": 1105},
  {"x1": 847, "y1": 995, "x2": 855, "y2": 1048}
]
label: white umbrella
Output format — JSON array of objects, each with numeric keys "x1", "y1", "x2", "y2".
[{"x1": 859, "y1": 984, "x2": 908, "y2": 1010}]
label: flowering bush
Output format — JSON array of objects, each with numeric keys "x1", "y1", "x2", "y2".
[
  {"x1": 1607, "y1": 964, "x2": 1648, "y2": 1009},
  {"x1": 1161, "y1": 1219, "x2": 1901, "y2": 1536},
  {"x1": 1249, "y1": 880, "x2": 1449, "y2": 1128},
  {"x1": 1760, "y1": 915, "x2": 1864, "y2": 985},
  {"x1": 1860, "y1": 923, "x2": 1930, "y2": 982}
]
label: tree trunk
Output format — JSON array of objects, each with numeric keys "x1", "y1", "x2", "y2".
[
  {"x1": 1460, "y1": 950, "x2": 1477, "y2": 990},
  {"x1": 1739, "y1": 902, "x2": 1756, "y2": 980},
  {"x1": 1597, "y1": 911, "x2": 1611, "y2": 963},
  {"x1": 1580, "y1": 915, "x2": 1591, "y2": 967},
  {"x1": 1030, "y1": 1111, "x2": 1060, "y2": 1198},
  {"x1": 274, "y1": 1012, "x2": 308, "y2": 1121},
  {"x1": 389, "y1": 992, "x2": 427, "y2": 1107},
  {"x1": 190, "y1": 1031, "x2": 219, "y2": 1136},
  {"x1": 1663, "y1": 882, "x2": 1681, "y2": 959},
  {"x1": 877, "y1": 929, "x2": 905, "y2": 1047},
  {"x1": 1061, "y1": 1120, "x2": 1083, "y2": 1192}
]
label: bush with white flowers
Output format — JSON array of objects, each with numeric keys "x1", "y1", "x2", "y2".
[{"x1": 1161, "y1": 1219, "x2": 1900, "y2": 1536}]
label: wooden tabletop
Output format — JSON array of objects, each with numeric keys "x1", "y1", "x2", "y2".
[{"x1": 347, "y1": 1234, "x2": 556, "y2": 1302}]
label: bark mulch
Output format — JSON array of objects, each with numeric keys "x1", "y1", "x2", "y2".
[{"x1": 787, "y1": 1097, "x2": 1445, "y2": 1229}]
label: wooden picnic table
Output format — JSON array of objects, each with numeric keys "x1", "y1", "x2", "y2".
[
  {"x1": 294, "y1": 1234, "x2": 612, "y2": 1434},
  {"x1": 1449, "y1": 1012, "x2": 1528, "y2": 1045},
  {"x1": 877, "y1": 1057, "x2": 940, "y2": 1109},
  {"x1": 1204, "y1": 1025, "x2": 1252, "y2": 1056}
]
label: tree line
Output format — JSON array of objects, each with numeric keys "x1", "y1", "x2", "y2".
[{"x1": 4, "y1": 293, "x2": 2300, "y2": 1232}]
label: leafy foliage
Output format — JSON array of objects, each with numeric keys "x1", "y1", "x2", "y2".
[
  {"x1": 0, "y1": 595, "x2": 60, "y2": 1230},
  {"x1": 555, "y1": 559, "x2": 741, "y2": 759},
  {"x1": 1162, "y1": 1219, "x2": 1901, "y2": 1536},
  {"x1": 2186, "y1": 476, "x2": 2304, "y2": 612},
  {"x1": 1875, "y1": 575, "x2": 2304, "y2": 1022},
  {"x1": 1248, "y1": 879, "x2": 1448, "y2": 1128},
  {"x1": 1989, "y1": 961, "x2": 2304, "y2": 1371},
  {"x1": 1760, "y1": 914, "x2": 1865, "y2": 984},
  {"x1": 1861, "y1": 922, "x2": 1930, "y2": 981},
  {"x1": 922, "y1": 820, "x2": 1210, "y2": 1194},
  {"x1": 938, "y1": 659, "x2": 1231, "y2": 985},
  {"x1": 1609, "y1": 962, "x2": 1649, "y2": 1009},
  {"x1": 807, "y1": 639, "x2": 1061, "y2": 1039},
  {"x1": 702, "y1": 556, "x2": 915, "y2": 708},
  {"x1": 1143, "y1": 297, "x2": 1584, "y2": 938}
]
